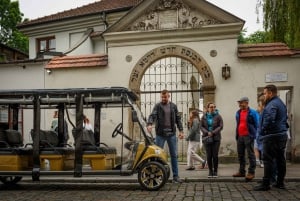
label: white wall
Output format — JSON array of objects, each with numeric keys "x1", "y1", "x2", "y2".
[
  {"x1": 28, "y1": 25, "x2": 106, "y2": 59},
  {"x1": 0, "y1": 62, "x2": 47, "y2": 144},
  {"x1": 1, "y1": 38, "x2": 300, "y2": 156},
  {"x1": 105, "y1": 39, "x2": 300, "y2": 154}
]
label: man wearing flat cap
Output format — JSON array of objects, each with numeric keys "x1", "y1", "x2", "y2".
[{"x1": 233, "y1": 97, "x2": 259, "y2": 181}]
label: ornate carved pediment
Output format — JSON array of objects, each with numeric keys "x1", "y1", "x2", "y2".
[{"x1": 127, "y1": 0, "x2": 221, "y2": 31}]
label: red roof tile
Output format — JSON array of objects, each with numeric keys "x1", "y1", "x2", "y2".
[
  {"x1": 18, "y1": 0, "x2": 142, "y2": 28},
  {"x1": 291, "y1": 49, "x2": 300, "y2": 57},
  {"x1": 46, "y1": 54, "x2": 108, "y2": 69},
  {"x1": 238, "y1": 42, "x2": 295, "y2": 58}
]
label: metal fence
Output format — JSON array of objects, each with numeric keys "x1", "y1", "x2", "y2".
[{"x1": 139, "y1": 57, "x2": 203, "y2": 161}]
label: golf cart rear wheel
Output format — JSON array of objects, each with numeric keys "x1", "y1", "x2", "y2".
[
  {"x1": 138, "y1": 161, "x2": 167, "y2": 191},
  {"x1": 0, "y1": 176, "x2": 22, "y2": 185}
]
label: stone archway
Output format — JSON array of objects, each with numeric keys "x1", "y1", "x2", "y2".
[{"x1": 129, "y1": 45, "x2": 216, "y2": 106}]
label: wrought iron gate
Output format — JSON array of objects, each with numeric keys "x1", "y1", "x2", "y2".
[{"x1": 140, "y1": 56, "x2": 203, "y2": 160}]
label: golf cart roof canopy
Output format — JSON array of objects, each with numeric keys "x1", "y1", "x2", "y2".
[{"x1": 0, "y1": 87, "x2": 138, "y2": 105}]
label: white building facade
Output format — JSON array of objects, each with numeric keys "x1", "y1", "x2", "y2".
[{"x1": 1, "y1": 0, "x2": 299, "y2": 161}]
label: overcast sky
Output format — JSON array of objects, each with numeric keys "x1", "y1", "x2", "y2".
[{"x1": 18, "y1": 0, "x2": 263, "y2": 35}]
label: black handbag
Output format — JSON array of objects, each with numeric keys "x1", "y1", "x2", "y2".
[{"x1": 203, "y1": 136, "x2": 214, "y2": 144}]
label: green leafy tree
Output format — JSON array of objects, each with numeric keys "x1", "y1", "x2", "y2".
[
  {"x1": 239, "y1": 29, "x2": 268, "y2": 44},
  {"x1": 0, "y1": 0, "x2": 28, "y2": 53},
  {"x1": 257, "y1": 0, "x2": 300, "y2": 48},
  {"x1": 238, "y1": 28, "x2": 247, "y2": 44},
  {"x1": 245, "y1": 31, "x2": 268, "y2": 44}
]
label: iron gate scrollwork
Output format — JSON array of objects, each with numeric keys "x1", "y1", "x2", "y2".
[{"x1": 140, "y1": 57, "x2": 203, "y2": 161}]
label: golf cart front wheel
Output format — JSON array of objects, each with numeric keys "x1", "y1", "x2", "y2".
[{"x1": 138, "y1": 161, "x2": 167, "y2": 191}]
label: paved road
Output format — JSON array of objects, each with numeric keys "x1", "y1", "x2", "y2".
[
  {"x1": 1, "y1": 163, "x2": 300, "y2": 201},
  {"x1": 1, "y1": 181, "x2": 300, "y2": 201}
]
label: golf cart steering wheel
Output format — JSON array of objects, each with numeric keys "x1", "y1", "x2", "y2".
[
  {"x1": 111, "y1": 123, "x2": 133, "y2": 141},
  {"x1": 112, "y1": 123, "x2": 123, "y2": 138}
]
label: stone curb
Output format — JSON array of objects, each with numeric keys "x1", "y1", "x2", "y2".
[{"x1": 20, "y1": 176, "x2": 300, "y2": 184}]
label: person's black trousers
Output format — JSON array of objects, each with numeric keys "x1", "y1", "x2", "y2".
[
  {"x1": 237, "y1": 136, "x2": 256, "y2": 174},
  {"x1": 262, "y1": 134, "x2": 287, "y2": 186},
  {"x1": 205, "y1": 141, "x2": 220, "y2": 173}
]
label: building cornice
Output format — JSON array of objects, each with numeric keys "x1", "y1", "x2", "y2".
[
  {"x1": 103, "y1": 23, "x2": 243, "y2": 47},
  {"x1": 19, "y1": 15, "x2": 105, "y2": 37}
]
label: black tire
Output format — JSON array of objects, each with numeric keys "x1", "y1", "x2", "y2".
[
  {"x1": 0, "y1": 176, "x2": 22, "y2": 185},
  {"x1": 138, "y1": 161, "x2": 167, "y2": 191},
  {"x1": 165, "y1": 165, "x2": 171, "y2": 180}
]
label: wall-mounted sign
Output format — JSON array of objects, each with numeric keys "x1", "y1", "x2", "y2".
[{"x1": 265, "y1": 72, "x2": 288, "y2": 83}]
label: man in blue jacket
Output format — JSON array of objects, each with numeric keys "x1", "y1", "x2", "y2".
[
  {"x1": 233, "y1": 97, "x2": 258, "y2": 181},
  {"x1": 254, "y1": 84, "x2": 288, "y2": 191}
]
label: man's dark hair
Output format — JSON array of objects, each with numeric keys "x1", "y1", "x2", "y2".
[
  {"x1": 264, "y1": 84, "x2": 277, "y2": 95},
  {"x1": 161, "y1": 89, "x2": 169, "y2": 94}
]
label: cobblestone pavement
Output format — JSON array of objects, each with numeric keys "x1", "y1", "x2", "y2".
[
  {"x1": 1, "y1": 163, "x2": 299, "y2": 201},
  {"x1": 1, "y1": 181, "x2": 300, "y2": 201}
]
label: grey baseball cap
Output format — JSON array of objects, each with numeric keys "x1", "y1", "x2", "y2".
[{"x1": 237, "y1": 97, "x2": 249, "y2": 102}]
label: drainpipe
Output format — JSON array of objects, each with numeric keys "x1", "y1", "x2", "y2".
[
  {"x1": 100, "y1": 11, "x2": 108, "y2": 54},
  {"x1": 63, "y1": 28, "x2": 94, "y2": 55}
]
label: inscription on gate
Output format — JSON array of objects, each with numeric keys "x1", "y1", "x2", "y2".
[{"x1": 130, "y1": 45, "x2": 211, "y2": 84}]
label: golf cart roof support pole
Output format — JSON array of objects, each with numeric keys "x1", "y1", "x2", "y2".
[
  {"x1": 120, "y1": 93, "x2": 125, "y2": 167},
  {"x1": 58, "y1": 104, "x2": 65, "y2": 146},
  {"x1": 11, "y1": 104, "x2": 19, "y2": 131},
  {"x1": 74, "y1": 94, "x2": 84, "y2": 177},
  {"x1": 32, "y1": 95, "x2": 41, "y2": 181},
  {"x1": 94, "y1": 103, "x2": 101, "y2": 146}
]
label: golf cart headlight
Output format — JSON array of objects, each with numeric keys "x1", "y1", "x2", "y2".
[{"x1": 155, "y1": 149, "x2": 161, "y2": 154}]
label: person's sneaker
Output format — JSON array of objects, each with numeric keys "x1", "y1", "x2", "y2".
[
  {"x1": 208, "y1": 171, "x2": 213, "y2": 178},
  {"x1": 213, "y1": 172, "x2": 218, "y2": 178},
  {"x1": 253, "y1": 184, "x2": 270, "y2": 191},
  {"x1": 172, "y1": 176, "x2": 183, "y2": 183},
  {"x1": 256, "y1": 160, "x2": 261, "y2": 166},
  {"x1": 186, "y1": 166, "x2": 195, "y2": 170},
  {"x1": 201, "y1": 160, "x2": 206, "y2": 169},
  {"x1": 232, "y1": 172, "x2": 245, "y2": 177},
  {"x1": 260, "y1": 161, "x2": 264, "y2": 168},
  {"x1": 272, "y1": 183, "x2": 286, "y2": 189}
]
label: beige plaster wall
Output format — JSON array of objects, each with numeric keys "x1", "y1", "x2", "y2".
[
  {"x1": 1, "y1": 39, "x2": 299, "y2": 157},
  {"x1": 0, "y1": 62, "x2": 47, "y2": 144},
  {"x1": 104, "y1": 39, "x2": 300, "y2": 156}
]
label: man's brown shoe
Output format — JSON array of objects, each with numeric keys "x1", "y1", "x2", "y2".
[
  {"x1": 232, "y1": 172, "x2": 245, "y2": 177},
  {"x1": 245, "y1": 173, "x2": 255, "y2": 181}
]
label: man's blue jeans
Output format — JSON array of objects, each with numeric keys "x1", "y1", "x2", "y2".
[{"x1": 155, "y1": 134, "x2": 178, "y2": 178}]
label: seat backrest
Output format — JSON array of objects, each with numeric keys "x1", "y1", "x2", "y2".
[
  {"x1": 31, "y1": 129, "x2": 59, "y2": 147},
  {"x1": 0, "y1": 123, "x2": 9, "y2": 148},
  {"x1": 72, "y1": 129, "x2": 95, "y2": 146},
  {"x1": 43, "y1": 130, "x2": 59, "y2": 147},
  {"x1": 5, "y1": 129, "x2": 23, "y2": 147},
  {"x1": 0, "y1": 129, "x2": 7, "y2": 148}
]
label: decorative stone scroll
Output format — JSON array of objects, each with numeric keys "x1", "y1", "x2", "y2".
[{"x1": 128, "y1": 0, "x2": 221, "y2": 31}]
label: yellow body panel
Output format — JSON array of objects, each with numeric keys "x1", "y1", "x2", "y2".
[
  {"x1": 40, "y1": 155, "x2": 64, "y2": 171},
  {"x1": 83, "y1": 154, "x2": 116, "y2": 170},
  {"x1": 0, "y1": 155, "x2": 31, "y2": 171},
  {"x1": 134, "y1": 143, "x2": 168, "y2": 167},
  {"x1": 40, "y1": 154, "x2": 75, "y2": 171}
]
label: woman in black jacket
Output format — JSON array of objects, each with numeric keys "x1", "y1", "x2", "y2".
[{"x1": 200, "y1": 102, "x2": 223, "y2": 178}]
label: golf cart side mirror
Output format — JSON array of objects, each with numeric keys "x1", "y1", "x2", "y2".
[{"x1": 132, "y1": 110, "x2": 138, "y2": 122}]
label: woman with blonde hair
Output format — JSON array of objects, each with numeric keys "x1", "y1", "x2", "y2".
[{"x1": 186, "y1": 109, "x2": 206, "y2": 170}]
